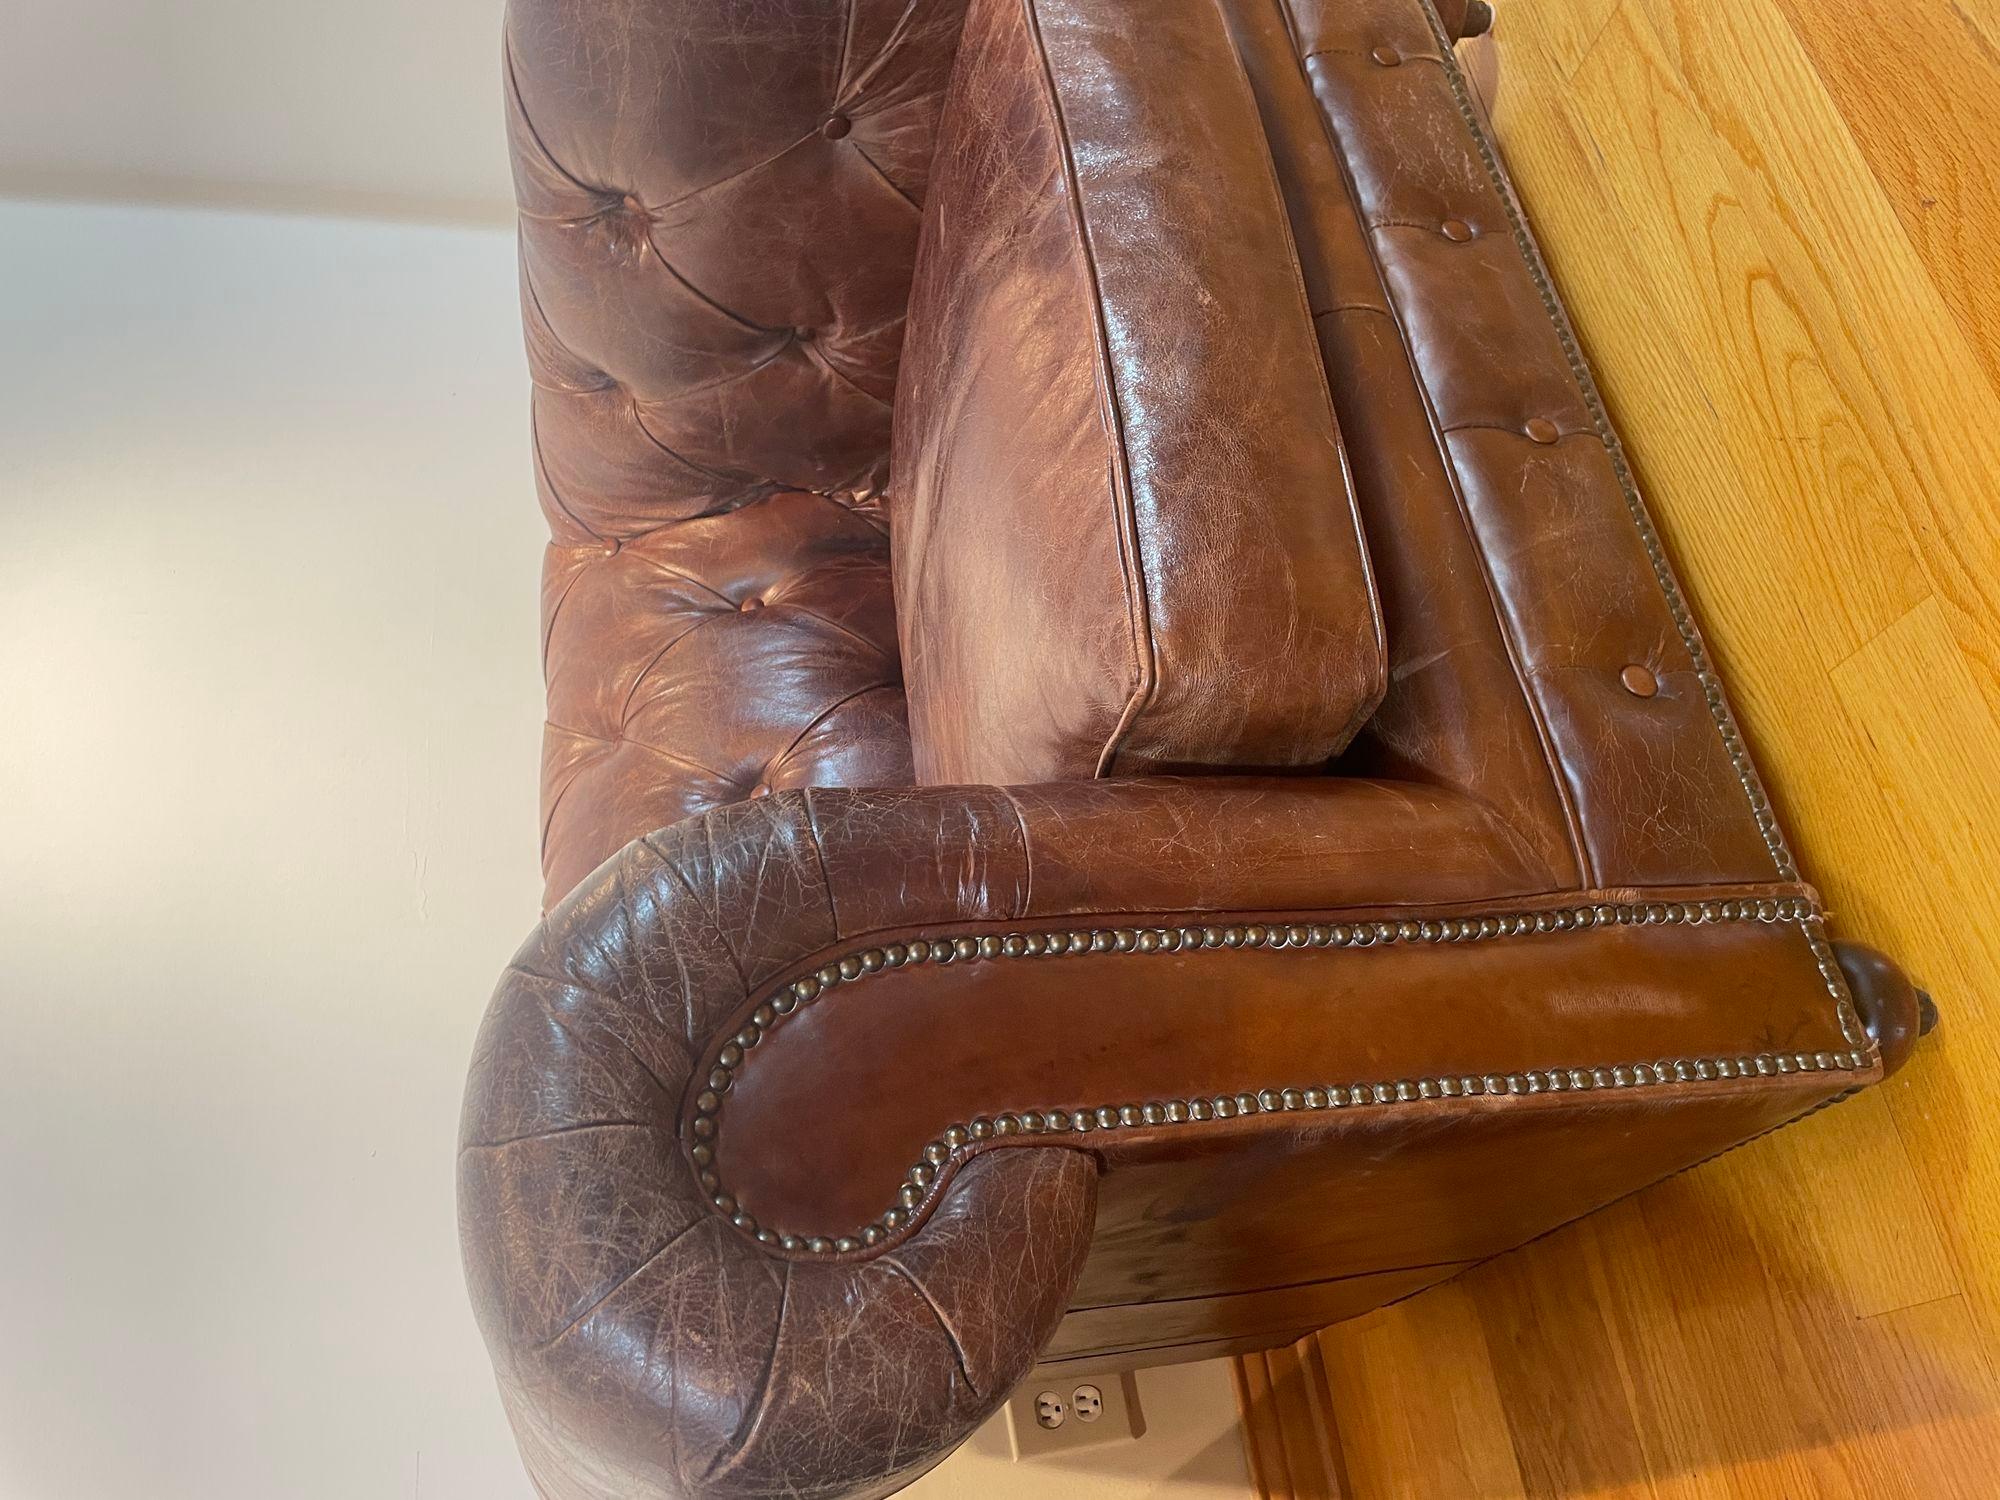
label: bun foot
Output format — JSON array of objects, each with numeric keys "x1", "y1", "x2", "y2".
[{"x1": 1833, "y1": 942, "x2": 1933, "y2": 1078}]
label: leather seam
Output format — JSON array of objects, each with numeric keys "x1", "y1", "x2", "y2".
[
  {"x1": 849, "y1": 138, "x2": 923, "y2": 212},
  {"x1": 686, "y1": 894, "x2": 1872, "y2": 1256},
  {"x1": 765, "y1": 680, "x2": 904, "y2": 774},
  {"x1": 1411, "y1": 0, "x2": 1795, "y2": 881},
  {"x1": 1019, "y1": 0, "x2": 1159, "y2": 775},
  {"x1": 802, "y1": 336, "x2": 894, "y2": 410},
  {"x1": 1401, "y1": 0, "x2": 1861, "y2": 1052},
  {"x1": 841, "y1": 0, "x2": 928, "y2": 100},
  {"x1": 1441, "y1": 421, "x2": 1589, "y2": 441},
  {"x1": 1221, "y1": 8, "x2": 1391, "y2": 733},
  {"x1": 1276, "y1": 0, "x2": 1595, "y2": 888},
  {"x1": 503, "y1": 33, "x2": 597, "y2": 203},
  {"x1": 800, "y1": 788, "x2": 848, "y2": 952}
]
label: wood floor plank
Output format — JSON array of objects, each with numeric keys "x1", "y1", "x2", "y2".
[
  {"x1": 1475, "y1": 13, "x2": 1908, "y2": 687},
  {"x1": 1765, "y1": 0, "x2": 2000, "y2": 398},
  {"x1": 1826, "y1": 600, "x2": 2000, "y2": 1322},
  {"x1": 1755, "y1": 1090, "x2": 1959, "y2": 1320},
  {"x1": 1316, "y1": 1282, "x2": 1528, "y2": 1499},
  {"x1": 1566, "y1": 4, "x2": 1929, "y2": 663},
  {"x1": 1629, "y1": 0, "x2": 2000, "y2": 711},
  {"x1": 1495, "y1": 0, "x2": 1622, "y2": 77}
]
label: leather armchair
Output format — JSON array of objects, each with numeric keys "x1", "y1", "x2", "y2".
[{"x1": 458, "y1": 1, "x2": 1929, "y2": 1496}]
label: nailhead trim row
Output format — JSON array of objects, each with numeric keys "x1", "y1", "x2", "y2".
[
  {"x1": 1407, "y1": 7, "x2": 1802, "y2": 891},
  {"x1": 689, "y1": 896, "x2": 1871, "y2": 1257},
  {"x1": 1404, "y1": 1, "x2": 1864, "y2": 1050}
]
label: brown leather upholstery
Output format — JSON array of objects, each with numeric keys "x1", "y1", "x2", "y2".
[
  {"x1": 461, "y1": 808, "x2": 1098, "y2": 1500},
  {"x1": 512, "y1": 0, "x2": 967, "y2": 903},
  {"x1": 893, "y1": 0, "x2": 1385, "y2": 784},
  {"x1": 462, "y1": 0, "x2": 1927, "y2": 1495}
]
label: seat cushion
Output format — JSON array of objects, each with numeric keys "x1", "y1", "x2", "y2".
[{"x1": 890, "y1": 0, "x2": 1387, "y2": 785}]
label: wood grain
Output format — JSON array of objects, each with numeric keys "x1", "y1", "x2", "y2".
[{"x1": 1241, "y1": 0, "x2": 2000, "y2": 1491}]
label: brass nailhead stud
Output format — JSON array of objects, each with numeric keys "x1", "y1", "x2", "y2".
[
  {"x1": 1442, "y1": 219, "x2": 1475, "y2": 242},
  {"x1": 706, "y1": 900, "x2": 1852, "y2": 1255},
  {"x1": 1525, "y1": 417, "x2": 1561, "y2": 444},
  {"x1": 1621, "y1": 664, "x2": 1660, "y2": 698},
  {"x1": 821, "y1": 114, "x2": 852, "y2": 140}
]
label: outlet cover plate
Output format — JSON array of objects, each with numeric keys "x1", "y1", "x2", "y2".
[{"x1": 1003, "y1": 1371, "x2": 1146, "y2": 1459}]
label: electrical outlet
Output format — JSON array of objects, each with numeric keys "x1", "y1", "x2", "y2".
[
  {"x1": 1004, "y1": 1372, "x2": 1145, "y2": 1458},
  {"x1": 1034, "y1": 1391, "x2": 1066, "y2": 1430}
]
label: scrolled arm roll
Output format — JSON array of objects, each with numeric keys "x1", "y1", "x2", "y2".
[
  {"x1": 458, "y1": 796, "x2": 1102, "y2": 1499},
  {"x1": 459, "y1": 778, "x2": 1546, "y2": 1496}
]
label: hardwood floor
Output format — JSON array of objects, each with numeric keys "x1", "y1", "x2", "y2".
[{"x1": 1241, "y1": 2, "x2": 2000, "y2": 1494}]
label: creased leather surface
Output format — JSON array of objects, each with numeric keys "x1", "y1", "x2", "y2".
[
  {"x1": 893, "y1": 0, "x2": 1387, "y2": 785},
  {"x1": 1265, "y1": 0, "x2": 1785, "y2": 887},
  {"x1": 461, "y1": 804, "x2": 1100, "y2": 1499},
  {"x1": 461, "y1": 777, "x2": 1539, "y2": 1495},
  {"x1": 722, "y1": 888, "x2": 1855, "y2": 1236},
  {"x1": 475, "y1": 0, "x2": 1913, "y2": 1490},
  {"x1": 509, "y1": 0, "x2": 970, "y2": 904}
]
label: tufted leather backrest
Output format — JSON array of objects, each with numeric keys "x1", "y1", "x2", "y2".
[{"x1": 510, "y1": 0, "x2": 970, "y2": 903}]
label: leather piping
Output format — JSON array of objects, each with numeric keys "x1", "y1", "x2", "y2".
[
  {"x1": 1225, "y1": 3, "x2": 1390, "y2": 754},
  {"x1": 1020, "y1": 0, "x2": 1160, "y2": 776},
  {"x1": 1270, "y1": 0, "x2": 1593, "y2": 889},
  {"x1": 688, "y1": 895, "x2": 1874, "y2": 1257}
]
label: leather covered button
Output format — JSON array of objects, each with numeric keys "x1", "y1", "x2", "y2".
[
  {"x1": 1525, "y1": 417, "x2": 1561, "y2": 444},
  {"x1": 1442, "y1": 219, "x2": 1475, "y2": 243},
  {"x1": 1621, "y1": 664, "x2": 1660, "y2": 698},
  {"x1": 748, "y1": 781, "x2": 772, "y2": 798},
  {"x1": 1370, "y1": 45, "x2": 1402, "y2": 66},
  {"x1": 739, "y1": 595, "x2": 765, "y2": 612},
  {"x1": 820, "y1": 113, "x2": 852, "y2": 140}
]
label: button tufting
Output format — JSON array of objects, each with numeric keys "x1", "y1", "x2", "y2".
[
  {"x1": 739, "y1": 596, "x2": 765, "y2": 613},
  {"x1": 793, "y1": 326, "x2": 816, "y2": 344},
  {"x1": 600, "y1": 537, "x2": 621, "y2": 557},
  {"x1": 1621, "y1": 664, "x2": 1660, "y2": 698},
  {"x1": 1525, "y1": 417, "x2": 1561, "y2": 445},
  {"x1": 748, "y1": 781, "x2": 773, "y2": 798},
  {"x1": 820, "y1": 114, "x2": 851, "y2": 140},
  {"x1": 1442, "y1": 219, "x2": 1475, "y2": 242},
  {"x1": 1370, "y1": 45, "x2": 1402, "y2": 66}
]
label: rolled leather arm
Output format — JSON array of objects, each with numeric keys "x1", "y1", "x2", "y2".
[{"x1": 458, "y1": 778, "x2": 1551, "y2": 1498}]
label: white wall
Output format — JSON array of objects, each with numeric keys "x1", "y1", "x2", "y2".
[
  {"x1": 0, "y1": 0, "x2": 514, "y2": 222},
  {"x1": 0, "y1": 197, "x2": 543, "y2": 1499},
  {"x1": 0, "y1": 196, "x2": 1249, "y2": 1499}
]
